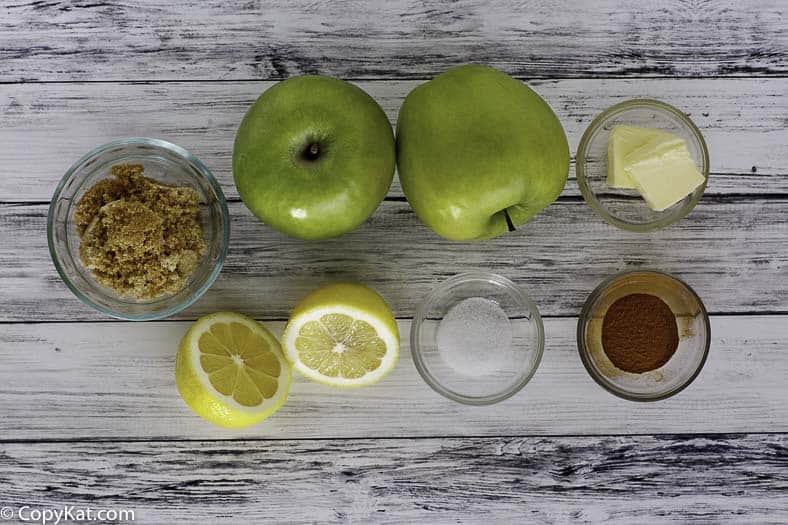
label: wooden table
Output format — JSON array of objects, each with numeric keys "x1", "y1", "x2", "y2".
[{"x1": 1, "y1": 1, "x2": 786, "y2": 523}]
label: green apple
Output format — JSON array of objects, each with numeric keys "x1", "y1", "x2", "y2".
[
  {"x1": 233, "y1": 76, "x2": 395, "y2": 240},
  {"x1": 396, "y1": 65, "x2": 570, "y2": 240}
]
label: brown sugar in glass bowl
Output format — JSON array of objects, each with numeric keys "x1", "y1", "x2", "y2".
[
  {"x1": 75, "y1": 163, "x2": 207, "y2": 300},
  {"x1": 576, "y1": 270, "x2": 710, "y2": 401},
  {"x1": 48, "y1": 138, "x2": 230, "y2": 321}
]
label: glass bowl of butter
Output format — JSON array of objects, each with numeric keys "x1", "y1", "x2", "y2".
[{"x1": 576, "y1": 99, "x2": 709, "y2": 232}]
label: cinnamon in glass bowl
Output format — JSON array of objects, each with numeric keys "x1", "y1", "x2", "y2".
[{"x1": 576, "y1": 270, "x2": 710, "y2": 401}]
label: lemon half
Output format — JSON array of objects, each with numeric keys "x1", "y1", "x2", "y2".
[
  {"x1": 176, "y1": 312, "x2": 291, "y2": 428},
  {"x1": 282, "y1": 283, "x2": 399, "y2": 388}
]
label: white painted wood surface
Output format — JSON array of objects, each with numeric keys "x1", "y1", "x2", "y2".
[
  {"x1": 0, "y1": 435, "x2": 785, "y2": 524},
  {"x1": 0, "y1": 317, "x2": 785, "y2": 440},
  {"x1": 1, "y1": 0, "x2": 785, "y2": 81},
  {"x1": 1, "y1": 1, "x2": 786, "y2": 523},
  {"x1": 2, "y1": 199, "x2": 786, "y2": 321}
]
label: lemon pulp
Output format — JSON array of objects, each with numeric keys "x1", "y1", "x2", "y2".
[
  {"x1": 295, "y1": 313, "x2": 387, "y2": 379},
  {"x1": 198, "y1": 321, "x2": 282, "y2": 406},
  {"x1": 176, "y1": 312, "x2": 290, "y2": 428},
  {"x1": 283, "y1": 283, "x2": 399, "y2": 388}
]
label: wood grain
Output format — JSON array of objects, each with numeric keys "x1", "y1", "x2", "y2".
[
  {"x1": 1, "y1": 78, "x2": 786, "y2": 202},
  {"x1": 2, "y1": 2, "x2": 787, "y2": 521},
  {"x1": 2, "y1": 198, "x2": 785, "y2": 322},
  {"x1": 0, "y1": 435, "x2": 785, "y2": 524},
  {"x1": 1, "y1": 0, "x2": 785, "y2": 82},
  {"x1": 0, "y1": 316, "x2": 784, "y2": 440}
]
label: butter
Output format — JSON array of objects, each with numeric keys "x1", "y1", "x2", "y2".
[
  {"x1": 607, "y1": 125, "x2": 674, "y2": 188},
  {"x1": 623, "y1": 136, "x2": 706, "y2": 211}
]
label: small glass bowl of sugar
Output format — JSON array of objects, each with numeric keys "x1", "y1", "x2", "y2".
[{"x1": 411, "y1": 272, "x2": 544, "y2": 405}]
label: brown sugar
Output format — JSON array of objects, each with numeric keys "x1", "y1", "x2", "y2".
[
  {"x1": 76, "y1": 163, "x2": 206, "y2": 300},
  {"x1": 601, "y1": 293, "x2": 679, "y2": 373}
]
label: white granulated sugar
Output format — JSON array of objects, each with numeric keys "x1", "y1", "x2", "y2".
[{"x1": 436, "y1": 297, "x2": 513, "y2": 376}]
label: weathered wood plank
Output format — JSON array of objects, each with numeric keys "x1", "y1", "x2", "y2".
[
  {"x1": 0, "y1": 435, "x2": 785, "y2": 524},
  {"x1": 2, "y1": 198, "x2": 785, "y2": 322},
  {"x1": 1, "y1": 79, "x2": 785, "y2": 202},
  {"x1": 0, "y1": 317, "x2": 784, "y2": 440},
  {"x1": 1, "y1": 0, "x2": 785, "y2": 82},
  {"x1": 1, "y1": 3, "x2": 785, "y2": 521}
]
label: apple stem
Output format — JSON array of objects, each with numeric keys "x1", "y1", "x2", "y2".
[
  {"x1": 504, "y1": 209, "x2": 516, "y2": 232},
  {"x1": 299, "y1": 142, "x2": 322, "y2": 165}
]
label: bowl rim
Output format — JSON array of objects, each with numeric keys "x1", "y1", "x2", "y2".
[
  {"x1": 47, "y1": 137, "x2": 230, "y2": 321},
  {"x1": 410, "y1": 271, "x2": 545, "y2": 405},
  {"x1": 576, "y1": 98, "x2": 710, "y2": 233},
  {"x1": 576, "y1": 269, "x2": 711, "y2": 402}
]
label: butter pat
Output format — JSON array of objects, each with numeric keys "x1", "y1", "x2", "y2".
[
  {"x1": 607, "y1": 125, "x2": 674, "y2": 188},
  {"x1": 623, "y1": 136, "x2": 706, "y2": 211}
]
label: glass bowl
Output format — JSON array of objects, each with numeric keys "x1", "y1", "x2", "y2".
[
  {"x1": 577, "y1": 270, "x2": 710, "y2": 401},
  {"x1": 411, "y1": 272, "x2": 544, "y2": 405},
  {"x1": 576, "y1": 99, "x2": 709, "y2": 232},
  {"x1": 48, "y1": 138, "x2": 230, "y2": 320}
]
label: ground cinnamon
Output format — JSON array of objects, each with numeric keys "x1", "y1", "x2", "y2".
[{"x1": 601, "y1": 293, "x2": 679, "y2": 373}]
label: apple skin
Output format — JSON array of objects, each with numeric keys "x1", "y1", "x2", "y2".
[
  {"x1": 233, "y1": 76, "x2": 395, "y2": 240},
  {"x1": 396, "y1": 65, "x2": 570, "y2": 240}
]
